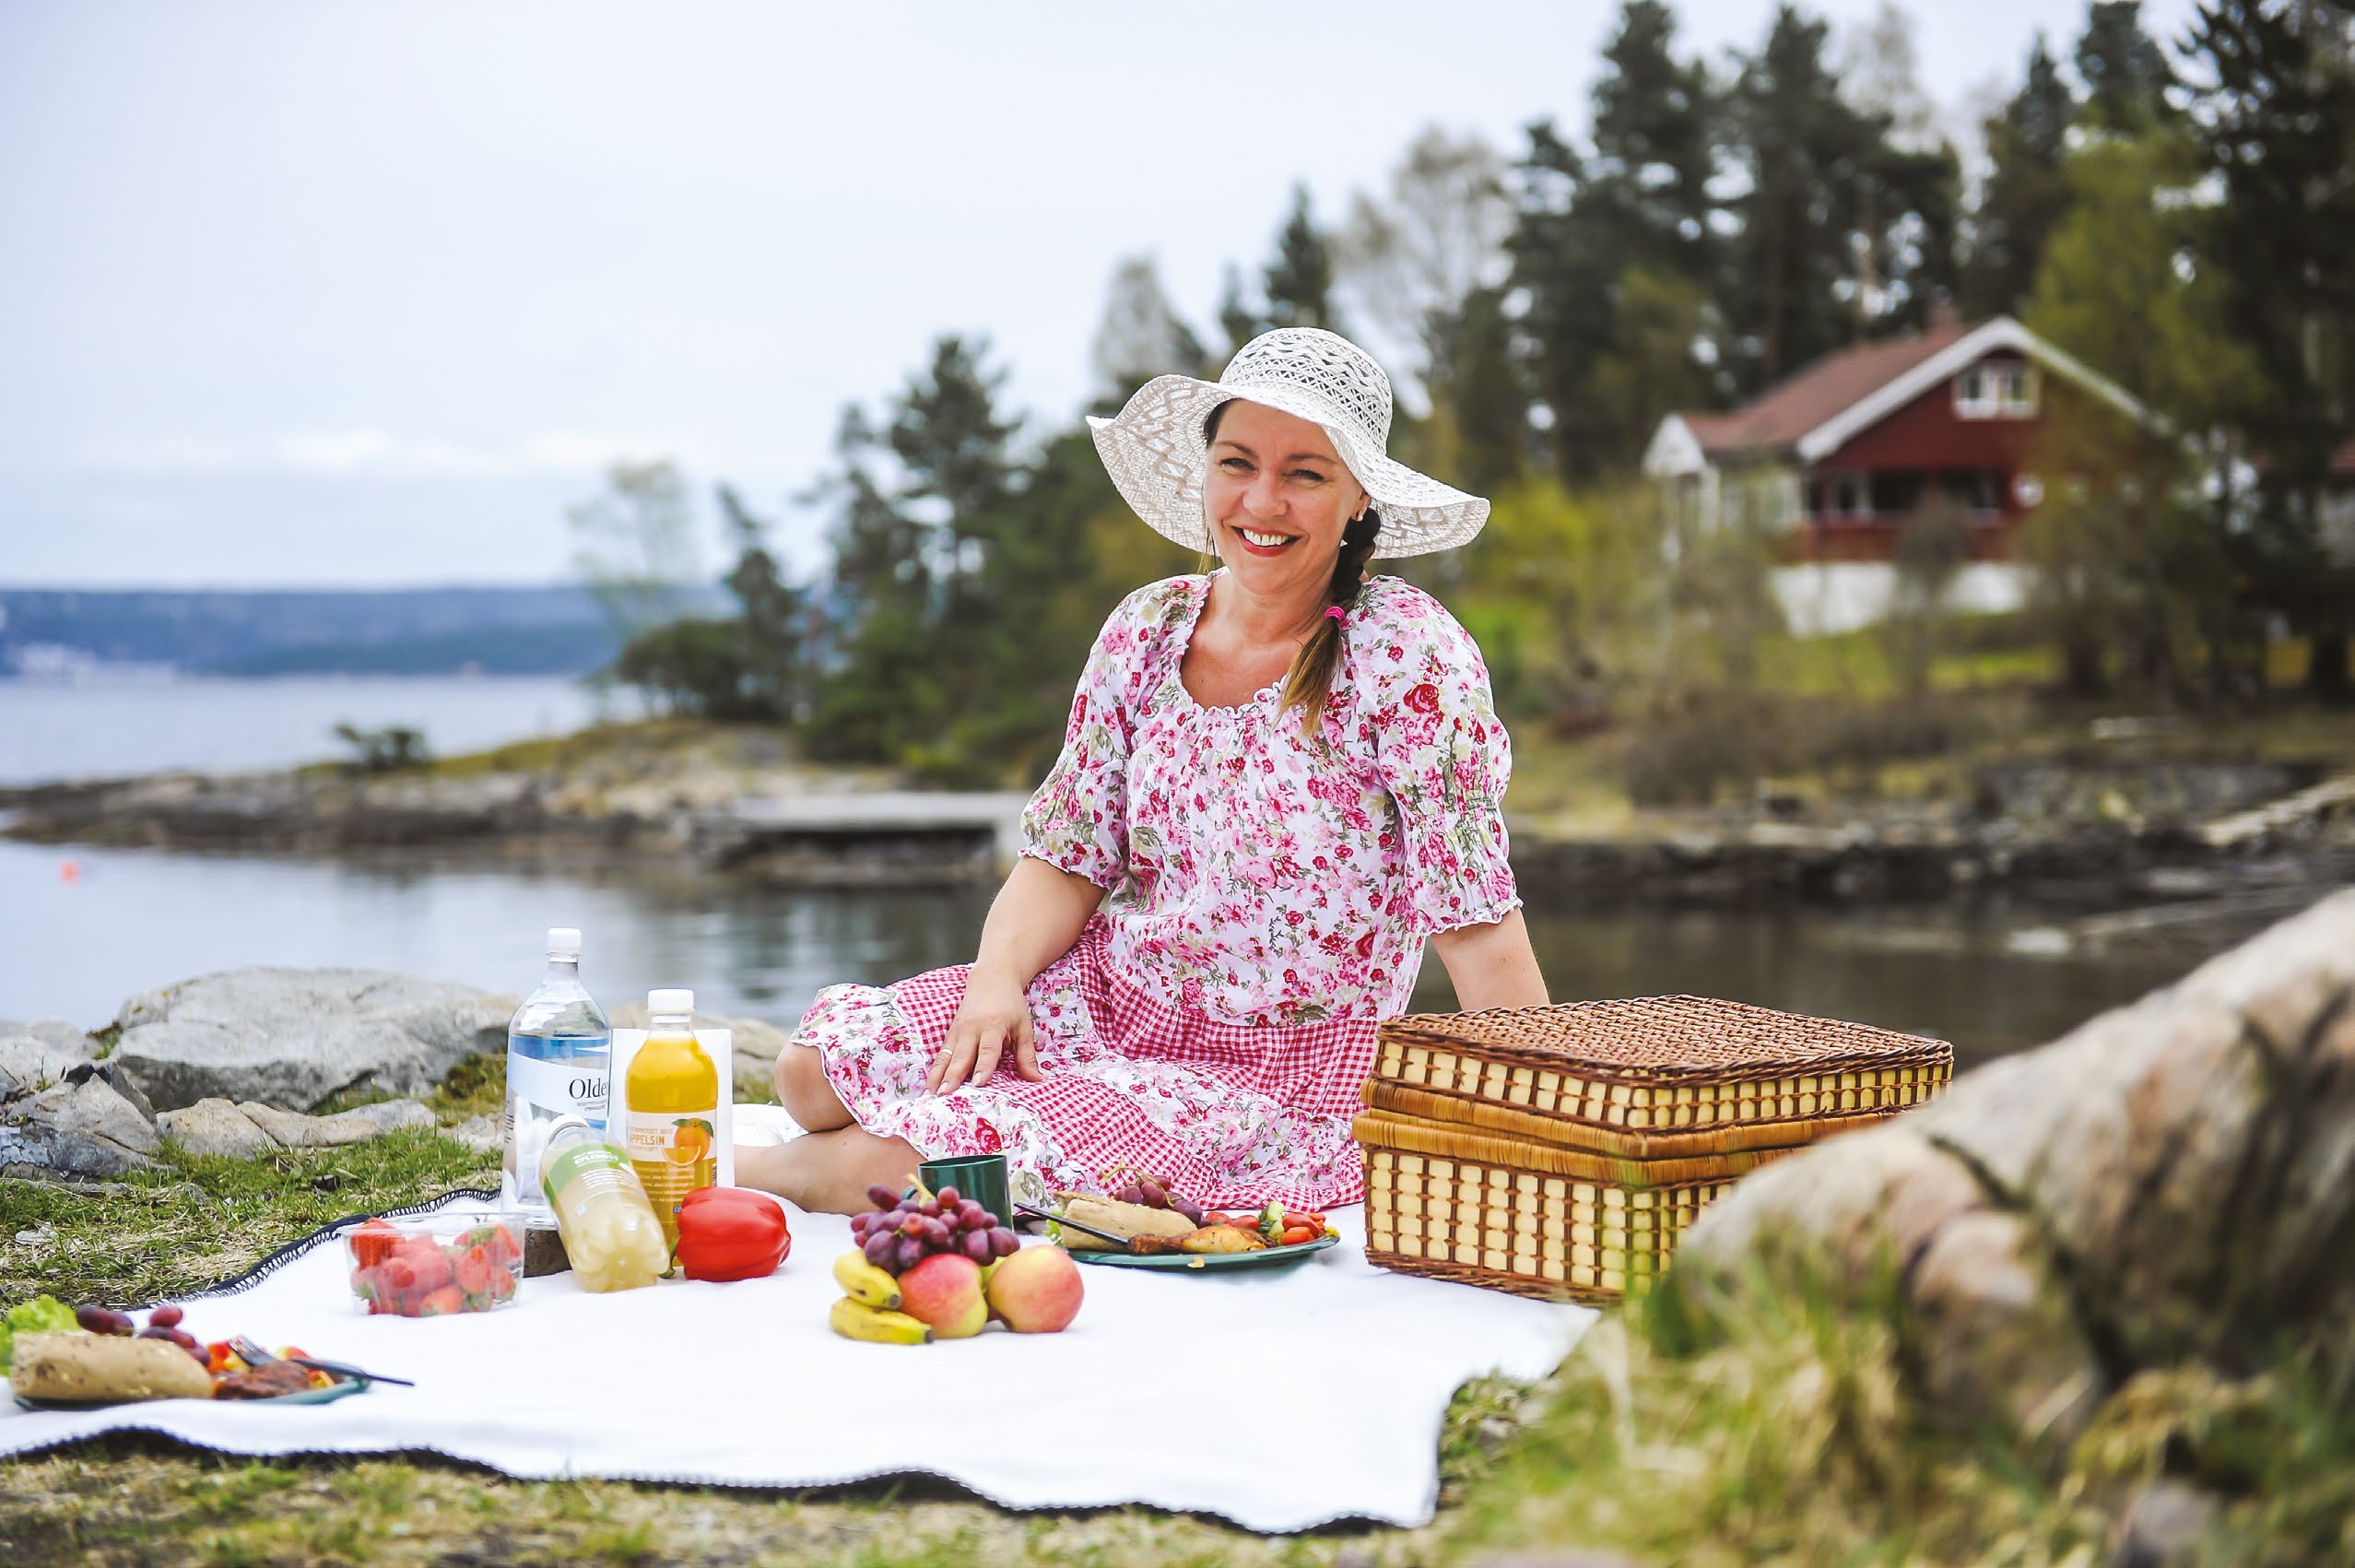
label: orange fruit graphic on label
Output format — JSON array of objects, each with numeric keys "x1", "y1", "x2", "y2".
[{"x1": 667, "y1": 1119, "x2": 714, "y2": 1165}]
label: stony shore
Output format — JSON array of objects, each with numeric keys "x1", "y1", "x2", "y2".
[{"x1": 6, "y1": 745, "x2": 2351, "y2": 903}]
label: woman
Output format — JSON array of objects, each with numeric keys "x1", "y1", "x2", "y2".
[{"x1": 737, "y1": 327, "x2": 1548, "y2": 1216}]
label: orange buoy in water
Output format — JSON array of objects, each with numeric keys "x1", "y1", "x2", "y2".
[{"x1": 59, "y1": 858, "x2": 79, "y2": 883}]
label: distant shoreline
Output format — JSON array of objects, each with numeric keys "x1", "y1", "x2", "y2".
[{"x1": 6, "y1": 719, "x2": 2349, "y2": 907}]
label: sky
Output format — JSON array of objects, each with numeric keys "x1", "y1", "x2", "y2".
[{"x1": 0, "y1": 0, "x2": 2196, "y2": 589}]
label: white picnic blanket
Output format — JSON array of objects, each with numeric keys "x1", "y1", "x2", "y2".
[{"x1": 1, "y1": 1194, "x2": 1592, "y2": 1532}]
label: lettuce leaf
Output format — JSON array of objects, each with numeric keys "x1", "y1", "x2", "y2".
[{"x1": 0, "y1": 1295, "x2": 78, "y2": 1372}]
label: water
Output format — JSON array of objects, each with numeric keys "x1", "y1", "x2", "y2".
[
  {"x1": 0, "y1": 674, "x2": 638, "y2": 786},
  {"x1": 0, "y1": 837, "x2": 2278, "y2": 1067}
]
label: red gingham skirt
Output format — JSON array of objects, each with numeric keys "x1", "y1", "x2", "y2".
[{"x1": 794, "y1": 917, "x2": 1375, "y2": 1209}]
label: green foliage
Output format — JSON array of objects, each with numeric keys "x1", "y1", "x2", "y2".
[
  {"x1": 1961, "y1": 33, "x2": 2076, "y2": 317},
  {"x1": 2183, "y1": 0, "x2": 2355, "y2": 697},
  {"x1": 1259, "y1": 183, "x2": 1343, "y2": 335},
  {"x1": 1511, "y1": 1, "x2": 1718, "y2": 480},
  {"x1": 568, "y1": 459, "x2": 705, "y2": 635},
  {"x1": 2025, "y1": 126, "x2": 2265, "y2": 699},
  {"x1": 2076, "y1": 0, "x2": 2178, "y2": 131},
  {"x1": 330, "y1": 721, "x2": 430, "y2": 773},
  {"x1": 1720, "y1": 4, "x2": 1960, "y2": 390},
  {"x1": 802, "y1": 336, "x2": 1115, "y2": 784}
]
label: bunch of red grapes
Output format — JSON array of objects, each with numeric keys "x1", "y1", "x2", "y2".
[
  {"x1": 854, "y1": 1183, "x2": 1019, "y2": 1275},
  {"x1": 1108, "y1": 1171, "x2": 1207, "y2": 1225}
]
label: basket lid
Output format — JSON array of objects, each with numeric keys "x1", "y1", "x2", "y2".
[{"x1": 1376, "y1": 995, "x2": 1949, "y2": 1084}]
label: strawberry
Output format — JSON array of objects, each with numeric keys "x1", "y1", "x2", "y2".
[
  {"x1": 348, "y1": 1218, "x2": 400, "y2": 1269},
  {"x1": 453, "y1": 1244, "x2": 493, "y2": 1297},
  {"x1": 403, "y1": 1247, "x2": 453, "y2": 1294},
  {"x1": 418, "y1": 1286, "x2": 465, "y2": 1316}
]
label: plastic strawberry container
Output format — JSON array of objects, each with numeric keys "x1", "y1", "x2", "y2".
[{"x1": 347, "y1": 1209, "x2": 524, "y2": 1316}]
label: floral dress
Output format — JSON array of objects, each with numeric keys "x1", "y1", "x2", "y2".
[{"x1": 791, "y1": 572, "x2": 1519, "y2": 1209}]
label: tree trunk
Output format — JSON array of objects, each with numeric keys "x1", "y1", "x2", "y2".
[{"x1": 2309, "y1": 627, "x2": 2352, "y2": 702}]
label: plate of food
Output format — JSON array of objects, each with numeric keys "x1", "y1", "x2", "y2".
[
  {"x1": 1037, "y1": 1188, "x2": 1341, "y2": 1273},
  {"x1": 5, "y1": 1298, "x2": 380, "y2": 1411}
]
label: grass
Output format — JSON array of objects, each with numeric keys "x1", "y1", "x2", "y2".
[{"x1": 8, "y1": 1092, "x2": 2350, "y2": 1564}]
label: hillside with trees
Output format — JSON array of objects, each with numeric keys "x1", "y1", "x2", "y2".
[{"x1": 585, "y1": 0, "x2": 2354, "y2": 792}]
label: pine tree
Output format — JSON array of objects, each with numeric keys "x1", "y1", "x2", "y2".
[
  {"x1": 1510, "y1": 0, "x2": 1719, "y2": 478},
  {"x1": 1720, "y1": 4, "x2": 1959, "y2": 390},
  {"x1": 2183, "y1": 0, "x2": 2355, "y2": 697},
  {"x1": 1260, "y1": 184, "x2": 1343, "y2": 334},
  {"x1": 1963, "y1": 34, "x2": 2077, "y2": 317},
  {"x1": 2075, "y1": 0, "x2": 2178, "y2": 129},
  {"x1": 1089, "y1": 255, "x2": 1211, "y2": 408}
]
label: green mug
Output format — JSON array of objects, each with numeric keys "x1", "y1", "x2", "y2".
[{"x1": 917, "y1": 1152, "x2": 1013, "y2": 1228}]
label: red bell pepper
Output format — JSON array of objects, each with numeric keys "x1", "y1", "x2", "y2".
[{"x1": 674, "y1": 1186, "x2": 792, "y2": 1282}]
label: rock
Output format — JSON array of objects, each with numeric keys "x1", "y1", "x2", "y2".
[
  {"x1": 27, "y1": 1076, "x2": 159, "y2": 1157},
  {"x1": 1671, "y1": 887, "x2": 2355, "y2": 1465},
  {"x1": 0, "y1": 1018, "x2": 101, "y2": 1058},
  {"x1": 0, "y1": 1032, "x2": 95, "y2": 1096},
  {"x1": 447, "y1": 1114, "x2": 502, "y2": 1153},
  {"x1": 158, "y1": 1097, "x2": 278, "y2": 1160},
  {"x1": 0, "y1": 1076, "x2": 163, "y2": 1178},
  {"x1": 238, "y1": 1099, "x2": 431, "y2": 1149},
  {"x1": 65, "y1": 1060, "x2": 157, "y2": 1123},
  {"x1": 111, "y1": 968, "x2": 515, "y2": 1112},
  {"x1": 2107, "y1": 1481, "x2": 2220, "y2": 1568}
]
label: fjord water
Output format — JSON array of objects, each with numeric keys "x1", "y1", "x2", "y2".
[
  {"x1": 0, "y1": 835, "x2": 2239, "y2": 1067},
  {"x1": 0, "y1": 674, "x2": 626, "y2": 785}
]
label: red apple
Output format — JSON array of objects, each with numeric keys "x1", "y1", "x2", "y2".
[
  {"x1": 983, "y1": 1243, "x2": 1084, "y2": 1333},
  {"x1": 898, "y1": 1254, "x2": 987, "y2": 1339}
]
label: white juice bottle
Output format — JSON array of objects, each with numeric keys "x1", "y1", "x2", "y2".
[
  {"x1": 537, "y1": 1115, "x2": 669, "y2": 1291},
  {"x1": 503, "y1": 926, "x2": 612, "y2": 1225}
]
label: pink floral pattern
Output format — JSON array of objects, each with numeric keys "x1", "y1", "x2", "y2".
[{"x1": 795, "y1": 572, "x2": 1518, "y2": 1208}]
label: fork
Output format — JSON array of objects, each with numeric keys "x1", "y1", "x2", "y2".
[{"x1": 230, "y1": 1336, "x2": 415, "y2": 1388}]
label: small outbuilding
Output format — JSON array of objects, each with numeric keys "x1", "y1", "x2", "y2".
[{"x1": 1642, "y1": 313, "x2": 2150, "y2": 634}]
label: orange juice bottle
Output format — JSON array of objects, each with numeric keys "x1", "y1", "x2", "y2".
[{"x1": 625, "y1": 988, "x2": 718, "y2": 1254}]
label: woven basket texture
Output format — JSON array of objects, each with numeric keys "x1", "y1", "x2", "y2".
[
  {"x1": 1358, "y1": 996, "x2": 1952, "y2": 1302},
  {"x1": 1373, "y1": 995, "x2": 1951, "y2": 1151}
]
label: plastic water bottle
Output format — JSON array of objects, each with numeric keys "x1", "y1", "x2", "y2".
[
  {"x1": 538, "y1": 1114, "x2": 668, "y2": 1292},
  {"x1": 503, "y1": 926, "x2": 612, "y2": 1223}
]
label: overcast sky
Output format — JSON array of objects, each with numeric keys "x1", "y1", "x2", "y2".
[{"x1": 0, "y1": 0, "x2": 2195, "y2": 589}]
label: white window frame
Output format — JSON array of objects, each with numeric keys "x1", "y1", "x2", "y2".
[{"x1": 1956, "y1": 361, "x2": 2040, "y2": 420}]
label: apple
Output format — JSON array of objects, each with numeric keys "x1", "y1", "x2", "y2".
[
  {"x1": 898, "y1": 1254, "x2": 988, "y2": 1339},
  {"x1": 983, "y1": 1243, "x2": 1084, "y2": 1334}
]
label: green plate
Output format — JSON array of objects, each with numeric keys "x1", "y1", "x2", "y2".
[
  {"x1": 16, "y1": 1375, "x2": 371, "y2": 1412},
  {"x1": 1065, "y1": 1232, "x2": 1341, "y2": 1271}
]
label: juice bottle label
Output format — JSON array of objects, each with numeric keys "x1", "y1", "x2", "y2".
[
  {"x1": 628, "y1": 1109, "x2": 717, "y2": 1239},
  {"x1": 539, "y1": 1139, "x2": 633, "y2": 1208}
]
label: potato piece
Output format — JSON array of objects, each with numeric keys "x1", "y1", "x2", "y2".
[
  {"x1": 1055, "y1": 1197, "x2": 1197, "y2": 1251},
  {"x1": 1180, "y1": 1224, "x2": 1268, "y2": 1255},
  {"x1": 10, "y1": 1332, "x2": 215, "y2": 1404}
]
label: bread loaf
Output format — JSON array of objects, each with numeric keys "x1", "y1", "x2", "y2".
[
  {"x1": 9, "y1": 1332, "x2": 215, "y2": 1404},
  {"x1": 1055, "y1": 1197, "x2": 1196, "y2": 1251}
]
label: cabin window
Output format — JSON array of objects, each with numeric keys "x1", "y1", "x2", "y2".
[
  {"x1": 1955, "y1": 362, "x2": 2039, "y2": 419},
  {"x1": 1823, "y1": 472, "x2": 1867, "y2": 518}
]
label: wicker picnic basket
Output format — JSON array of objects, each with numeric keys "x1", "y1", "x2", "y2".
[{"x1": 1355, "y1": 996, "x2": 1952, "y2": 1303}]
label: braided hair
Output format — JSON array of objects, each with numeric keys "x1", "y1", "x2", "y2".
[{"x1": 1202, "y1": 400, "x2": 1383, "y2": 738}]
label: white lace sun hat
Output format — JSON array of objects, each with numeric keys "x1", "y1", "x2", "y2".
[{"x1": 1086, "y1": 326, "x2": 1490, "y2": 559}]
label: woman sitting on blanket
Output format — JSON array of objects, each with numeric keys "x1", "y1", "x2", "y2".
[{"x1": 736, "y1": 327, "x2": 1548, "y2": 1216}]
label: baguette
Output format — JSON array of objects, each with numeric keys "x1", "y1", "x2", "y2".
[
  {"x1": 1055, "y1": 1197, "x2": 1197, "y2": 1252},
  {"x1": 9, "y1": 1332, "x2": 215, "y2": 1404}
]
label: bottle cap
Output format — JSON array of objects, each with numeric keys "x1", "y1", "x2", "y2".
[
  {"x1": 647, "y1": 987, "x2": 695, "y2": 1017},
  {"x1": 546, "y1": 927, "x2": 583, "y2": 961}
]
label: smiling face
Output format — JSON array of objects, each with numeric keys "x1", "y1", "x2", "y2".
[{"x1": 1200, "y1": 399, "x2": 1370, "y2": 605}]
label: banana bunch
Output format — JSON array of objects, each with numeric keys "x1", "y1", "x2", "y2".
[{"x1": 829, "y1": 1252, "x2": 932, "y2": 1345}]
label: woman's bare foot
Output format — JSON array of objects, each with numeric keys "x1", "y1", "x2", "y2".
[{"x1": 734, "y1": 1127, "x2": 922, "y2": 1215}]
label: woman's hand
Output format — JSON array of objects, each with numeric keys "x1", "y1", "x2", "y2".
[{"x1": 928, "y1": 966, "x2": 1046, "y2": 1094}]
